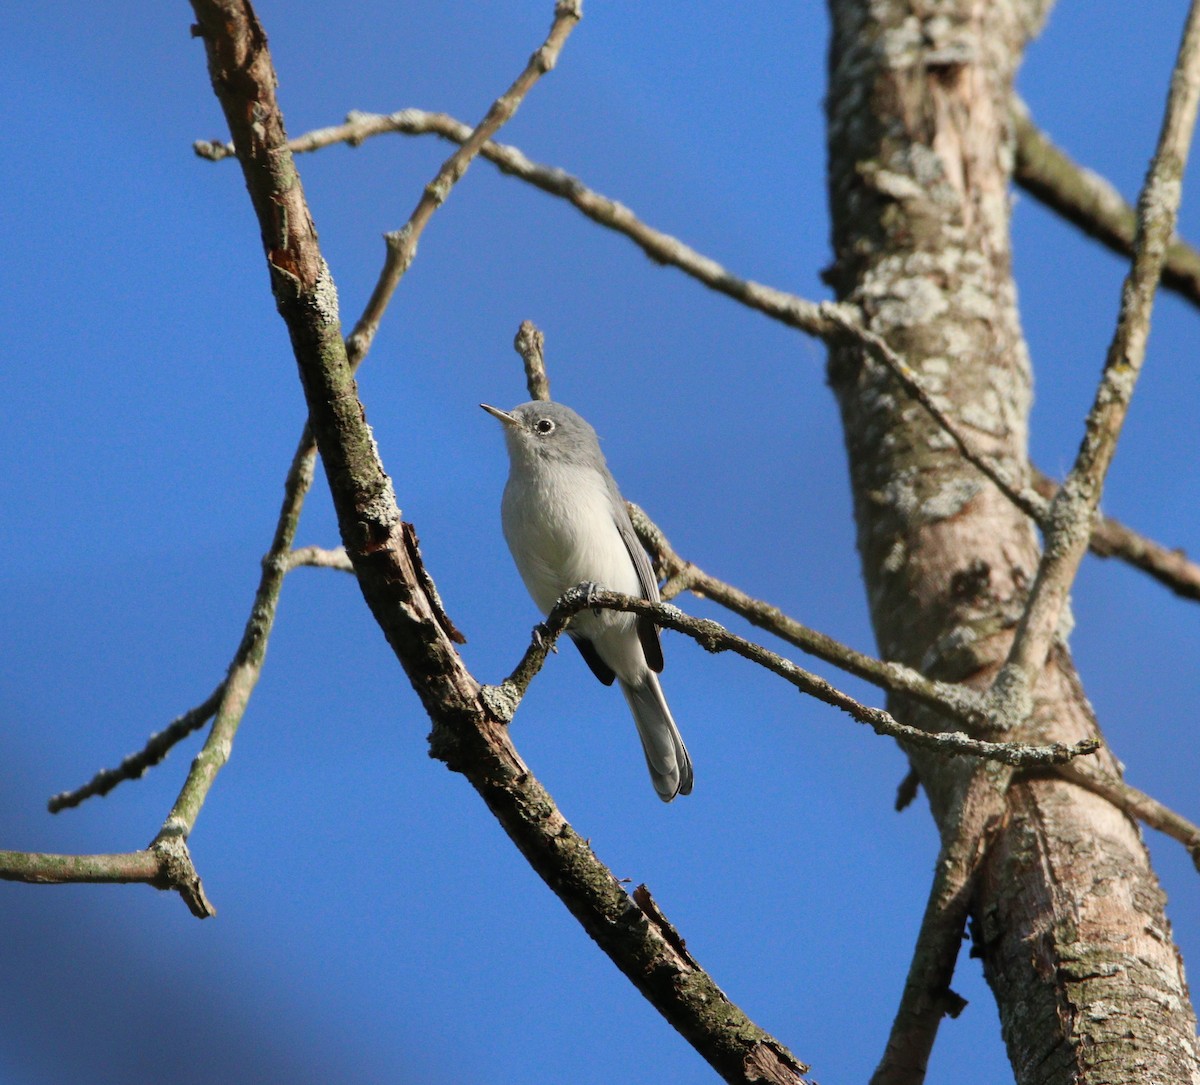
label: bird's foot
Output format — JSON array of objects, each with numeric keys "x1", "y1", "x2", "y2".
[
  {"x1": 533, "y1": 623, "x2": 558, "y2": 653},
  {"x1": 578, "y1": 580, "x2": 603, "y2": 615}
]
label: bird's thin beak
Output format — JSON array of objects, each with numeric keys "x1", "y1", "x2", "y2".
[{"x1": 480, "y1": 403, "x2": 520, "y2": 427}]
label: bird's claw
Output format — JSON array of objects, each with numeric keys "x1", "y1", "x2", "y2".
[
  {"x1": 533, "y1": 623, "x2": 558, "y2": 653},
  {"x1": 579, "y1": 580, "x2": 603, "y2": 615}
]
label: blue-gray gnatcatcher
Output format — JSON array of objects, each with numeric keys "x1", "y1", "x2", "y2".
[{"x1": 481, "y1": 401, "x2": 693, "y2": 802}]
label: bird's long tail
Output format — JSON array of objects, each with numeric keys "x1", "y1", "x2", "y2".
[{"x1": 619, "y1": 674, "x2": 693, "y2": 802}]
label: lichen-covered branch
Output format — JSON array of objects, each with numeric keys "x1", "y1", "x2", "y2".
[
  {"x1": 343, "y1": 9, "x2": 581, "y2": 361},
  {"x1": 0, "y1": 836, "x2": 214, "y2": 919},
  {"x1": 199, "y1": 108, "x2": 1200, "y2": 605},
  {"x1": 999, "y1": 0, "x2": 1200, "y2": 695},
  {"x1": 1032, "y1": 468, "x2": 1200, "y2": 601},
  {"x1": 1013, "y1": 95, "x2": 1200, "y2": 310},
  {"x1": 491, "y1": 585, "x2": 1097, "y2": 769},
  {"x1": 825, "y1": 0, "x2": 1199, "y2": 1079},
  {"x1": 187, "y1": 3, "x2": 809, "y2": 1080}
]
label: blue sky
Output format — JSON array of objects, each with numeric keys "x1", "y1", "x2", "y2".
[{"x1": 1, "y1": 3, "x2": 1197, "y2": 1083}]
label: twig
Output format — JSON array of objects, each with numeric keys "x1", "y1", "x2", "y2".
[
  {"x1": 153, "y1": 429, "x2": 319, "y2": 844},
  {"x1": 999, "y1": 0, "x2": 1200, "y2": 693},
  {"x1": 1013, "y1": 95, "x2": 1200, "y2": 311},
  {"x1": 342, "y1": 6, "x2": 583, "y2": 363},
  {"x1": 514, "y1": 320, "x2": 551, "y2": 401},
  {"x1": 0, "y1": 835, "x2": 214, "y2": 918},
  {"x1": 43, "y1": 0, "x2": 583, "y2": 895},
  {"x1": 286, "y1": 545, "x2": 354, "y2": 572},
  {"x1": 626, "y1": 502, "x2": 991, "y2": 730},
  {"x1": 48, "y1": 428, "x2": 320, "y2": 822},
  {"x1": 895, "y1": 767, "x2": 921, "y2": 812},
  {"x1": 197, "y1": 107, "x2": 835, "y2": 340},
  {"x1": 153, "y1": 0, "x2": 582, "y2": 845},
  {"x1": 47, "y1": 683, "x2": 226, "y2": 813},
  {"x1": 190, "y1": 5, "x2": 812, "y2": 1080},
  {"x1": 1032, "y1": 468, "x2": 1200, "y2": 601},
  {"x1": 488, "y1": 586, "x2": 1098, "y2": 769},
  {"x1": 1056, "y1": 762, "x2": 1200, "y2": 871},
  {"x1": 869, "y1": 767, "x2": 1004, "y2": 1085}
]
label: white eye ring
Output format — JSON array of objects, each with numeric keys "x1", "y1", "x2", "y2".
[{"x1": 534, "y1": 418, "x2": 556, "y2": 435}]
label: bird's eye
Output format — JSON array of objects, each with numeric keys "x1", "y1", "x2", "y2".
[{"x1": 534, "y1": 418, "x2": 555, "y2": 435}]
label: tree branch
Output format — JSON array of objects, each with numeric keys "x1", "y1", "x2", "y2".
[
  {"x1": 188, "y1": 3, "x2": 811, "y2": 1080},
  {"x1": 48, "y1": 427, "x2": 321, "y2": 819},
  {"x1": 1056, "y1": 762, "x2": 1200, "y2": 871},
  {"x1": 1032, "y1": 468, "x2": 1200, "y2": 601},
  {"x1": 489, "y1": 586, "x2": 1097, "y2": 769},
  {"x1": 286, "y1": 545, "x2": 354, "y2": 572},
  {"x1": 869, "y1": 767, "x2": 1002, "y2": 1085},
  {"x1": 46, "y1": 682, "x2": 226, "y2": 813},
  {"x1": 0, "y1": 836, "x2": 214, "y2": 919},
  {"x1": 514, "y1": 319, "x2": 551, "y2": 401},
  {"x1": 874, "y1": 12, "x2": 1200, "y2": 1081},
  {"x1": 1013, "y1": 95, "x2": 1200, "y2": 311},
  {"x1": 818, "y1": 306, "x2": 1050, "y2": 520},
  {"x1": 999, "y1": 0, "x2": 1200, "y2": 695},
  {"x1": 201, "y1": 107, "x2": 1200, "y2": 606},
  {"x1": 626, "y1": 503, "x2": 992, "y2": 730},
  {"x1": 197, "y1": 107, "x2": 836, "y2": 339}
]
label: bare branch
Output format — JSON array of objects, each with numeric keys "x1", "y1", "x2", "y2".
[
  {"x1": 1013, "y1": 95, "x2": 1200, "y2": 311},
  {"x1": 626, "y1": 503, "x2": 991, "y2": 730},
  {"x1": 197, "y1": 107, "x2": 835, "y2": 339},
  {"x1": 514, "y1": 320, "x2": 551, "y2": 401},
  {"x1": 343, "y1": 8, "x2": 583, "y2": 364},
  {"x1": 1000, "y1": 1, "x2": 1200, "y2": 693},
  {"x1": 189, "y1": 4, "x2": 812, "y2": 1078},
  {"x1": 491, "y1": 585, "x2": 1098, "y2": 769},
  {"x1": 1057, "y1": 763, "x2": 1200, "y2": 871},
  {"x1": 46, "y1": 683, "x2": 225, "y2": 813},
  {"x1": 286, "y1": 545, "x2": 354, "y2": 572},
  {"x1": 870, "y1": 768, "x2": 1004, "y2": 1085},
  {"x1": 47, "y1": 428, "x2": 321, "y2": 821},
  {"x1": 1032, "y1": 469, "x2": 1200, "y2": 601},
  {"x1": 0, "y1": 836, "x2": 215, "y2": 919}
]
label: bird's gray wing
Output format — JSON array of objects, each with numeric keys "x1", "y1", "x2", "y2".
[{"x1": 608, "y1": 483, "x2": 665, "y2": 674}]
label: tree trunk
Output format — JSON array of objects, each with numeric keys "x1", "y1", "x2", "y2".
[{"x1": 824, "y1": 1, "x2": 1200, "y2": 1081}]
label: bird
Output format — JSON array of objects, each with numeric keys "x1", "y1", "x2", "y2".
[{"x1": 481, "y1": 400, "x2": 693, "y2": 802}]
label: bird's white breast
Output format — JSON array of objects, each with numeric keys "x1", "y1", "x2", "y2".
[{"x1": 501, "y1": 459, "x2": 641, "y2": 617}]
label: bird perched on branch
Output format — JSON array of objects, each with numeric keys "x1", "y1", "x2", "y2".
[{"x1": 482, "y1": 400, "x2": 693, "y2": 802}]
